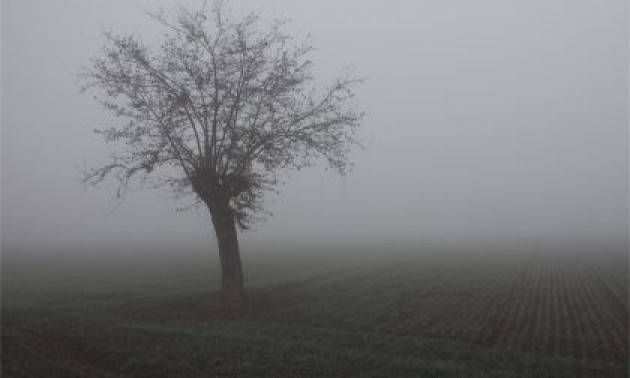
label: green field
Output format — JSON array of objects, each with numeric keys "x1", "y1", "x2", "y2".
[{"x1": 2, "y1": 246, "x2": 628, "y2": 377}]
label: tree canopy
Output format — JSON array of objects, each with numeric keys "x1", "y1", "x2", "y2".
[{"x1": 82, "y1": 1, "x2": 363, "y2": 229}]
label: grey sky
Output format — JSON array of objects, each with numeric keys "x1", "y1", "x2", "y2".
[{"x1": 2, "y1": 0, "x2": 627, "y2": 252}]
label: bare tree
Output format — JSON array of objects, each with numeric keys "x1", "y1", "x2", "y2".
[{"x1": 81, "y1": 1, "x2": 363, "y2": 292}]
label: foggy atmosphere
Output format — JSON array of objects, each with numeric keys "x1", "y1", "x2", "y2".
[{"x1": 2, "y1": 0, "x2": 628, "y2": 377}]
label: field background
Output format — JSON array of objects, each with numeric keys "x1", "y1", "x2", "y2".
[{"x1": 2, "y1": 244, "x2": 628, "y2": 377}]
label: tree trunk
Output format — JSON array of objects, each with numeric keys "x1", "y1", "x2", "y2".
[{"x1": 210, "y1": 205, "x2": 244, "y2": 291}]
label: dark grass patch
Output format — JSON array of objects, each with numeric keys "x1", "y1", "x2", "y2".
[
  {"x1": 125, "y1": 287, "x2": 297, "y2": 322},
  {"x1": 3, "y1": 251, "x2": 628, "y2": 377}
]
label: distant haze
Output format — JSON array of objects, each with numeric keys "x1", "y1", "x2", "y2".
[{"x1": 2, "y1": 0, "x2": 627, "y2": 253}]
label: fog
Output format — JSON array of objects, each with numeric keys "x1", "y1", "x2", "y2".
[{"x1": 2, "y1": 0, "x2": 627, "y2": 255}]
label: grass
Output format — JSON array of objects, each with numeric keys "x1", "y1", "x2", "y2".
[{"x1": 2, "y1": 246, "x2": 628, "y2": 377}]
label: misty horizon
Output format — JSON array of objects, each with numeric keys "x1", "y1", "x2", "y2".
[{"x1": 2, "y1": 0, "x2": 627, "y2": 252}]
